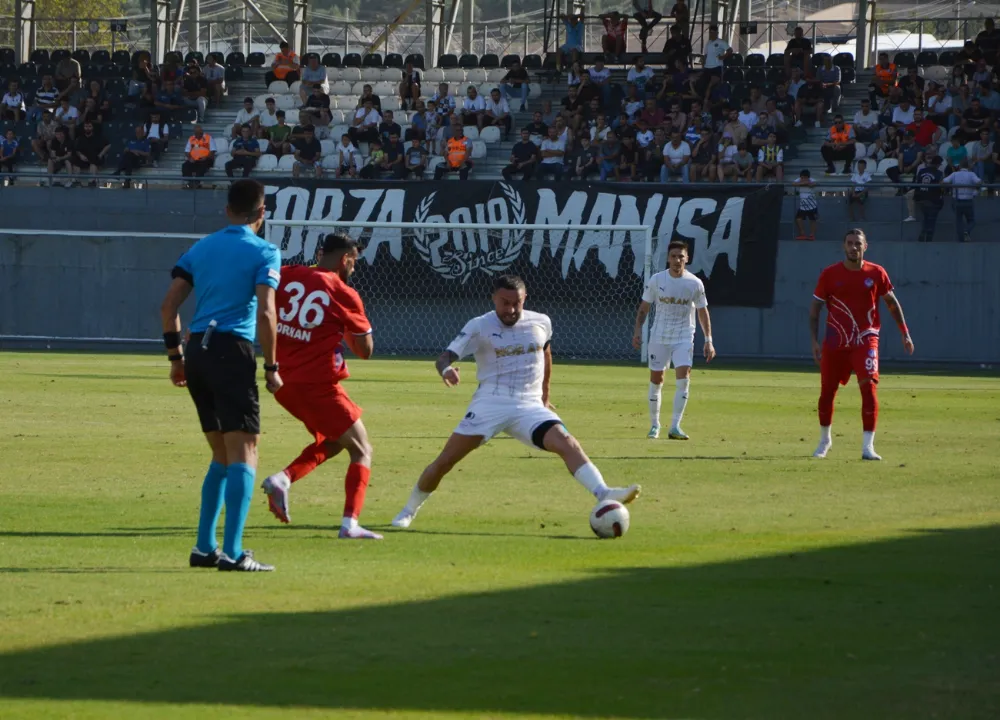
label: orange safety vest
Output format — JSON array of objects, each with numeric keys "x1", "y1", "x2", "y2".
[
  {"x1": 829, "y1": 124, "x2": 852, "y2": 144},
  {"x1": 446, "y1": 137, "x2": 468, "y2": 168},
  {"x1": 189, "y1": 134, "x2": 212, "y2": 161},
  {"x1": 874, "y1": 63, "x2": 896, "y2": 92},
  {"x1": 274, "y1": 51, "x2": 298, "y2": 79}
]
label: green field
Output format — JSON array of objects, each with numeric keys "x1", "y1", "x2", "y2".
[{"x1": 0, "y1": 352, "x2": 997, "y2": 720}]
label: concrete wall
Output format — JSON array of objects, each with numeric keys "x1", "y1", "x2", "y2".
[{"x1": 1, "y1": 188, "x2": 998, "y2": 363}]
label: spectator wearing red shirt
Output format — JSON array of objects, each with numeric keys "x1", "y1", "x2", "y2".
[
  {"x1": 904, "y1": 109, "x2": 942, "y2": 149},
  {"x1": 640, "y1": 98, "x2": 666, "y2": 129},
  {"x1": 599, "y1": 11, "x2": 628, "y2": 59}
]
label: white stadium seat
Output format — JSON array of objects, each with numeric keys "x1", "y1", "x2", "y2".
[
  {"x1": 528, "y1": 82, "x2": 542, "y2": 98},
  {"x1": 213, "y1": 153, "x2": 230, "y2": 170},
  {"x1": 215, "y1": 138, "x2": 230, "y2": 154},
  {"x1": 360, "y1": 67, "x2": 383, "y2": 82},
  {"x1": 422, "y1": 68, "x2": 445, "y2": 83},
  {"x1": 854, "y1": 142, "x2": 866, "y2": 160},
  {"x1": 277, "y1": 155, "x2": 296, "y2": 171},
  {"x1": 381, "y1": 96, "x2": 401, "y2": 112},
  {"x1": 331, "y1": 80, "x2": 353, "y2": 96},
  {"x1": 321, "y1": 154, "x2": 340, "y2": 170},
  {"x1": 320, "y1": 139, "x2": 336, "y2": 155},
  {"x1": 258, "y1": 138, "x2": 269, "y2": 153},
  {"x1": 374, "y1": 81, "x2": 396, "y2": 96},
  {"x1": 380, "y1": 67, "x2": 400, "y2": 81},
  {"x1": 487, "y1": 68, "x2": 507, "y2": 82},
  {"x1": 339, "y1": 67, "x2": 362, "y2": 81},
  {"x1": 477, "y1": 83, "x2": 494, "y2": 98},
  {"x1": 465, "y1": 68, "x2": 487, "y2": 83},
  {"x1": 257, "y1": 154, "x2": 278, "y2": 172},
  {"x1": 284, "y1": 109, "x2": 300, "y2": 124},
  {"x1": 470, "y1": 140, "x2": 487, "y2": 159},
  {"x1": 327, "y1": 109, "x2": 345, "y2": 124},
  {"x1": 288, "y1": 81, "x2": 302, "y2": 95},
  {"x1": 427, "y1": 155, "x2": 445, "y2": 171},
  {"x1": 351, "y1": 81, "x2": 370, "y2": 96},
  {"x1": 923, "y1": 66, "x2": 949, "y2": 84},
  {"x1": 874, "y1": 158, "x2": 896, "y2": 176},
  {"x1": 254, "y1": 94, "x2": 270, "y2": 109},
  {"x1": 462, "y1": 126, "x2": 480, "y2": 140},
  {"x1": 268, "y1": 80, "x2": 289, "y2": 94},
  {"x1": 443, "y1": 68, "x2": 466, "y2": 83},
  {"x1": 331, "y1": 124, "x2": 350, "y2": 139},
  {"x1": 275, "y1": 95, "x2": 297, "y2": 110},
  {"x1": 479, "y1": 126, "x2": 501, "y2": 143}
]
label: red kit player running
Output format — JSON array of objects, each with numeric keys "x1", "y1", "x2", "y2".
[
  {"x1": 809, "y1": 229, "x2": 915, "y2": 460},
  {"x1": 261, "y1": 233, "x2": 382, "y2": 539}
]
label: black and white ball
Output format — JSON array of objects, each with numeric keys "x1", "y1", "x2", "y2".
[{"x1": 590, "y1": 499, "x2": 630, "y2": 538}]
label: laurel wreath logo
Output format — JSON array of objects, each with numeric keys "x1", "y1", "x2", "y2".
[{"x1": 413, "y1": 183, "x2": 527, "y2": 282}]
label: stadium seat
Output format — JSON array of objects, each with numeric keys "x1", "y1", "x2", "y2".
[
  {"x1": 842, "y1": 67, "x2": 856, "y2": 84},
  {"x1": 277, "y1": 154, "x2": 296, "y2": 171},
  {"x1": 746, "y1": 67, "x2": 766, "y2": 84},
  {"x1": 326, "y1": 109, "x2": 344, "y2": 124},
  {"x1": 112, "y1": 49, "x2": 131, "y2": 66},
  {"x1": 71, "y1": 48, "x2": 90, "y2": 64},
  {"x1": 288, "y1": 80, "x2": 302, "y2": 95},
  {"x1": 360, "y1": 67, "x2": 382, "y2": 82},
  {"x1": 469, "y1": 140, "x2": 487, "y2": 159},
  {"x1": 350, "y1": 81, "x2": 368, "y2": 95},
  {"x1": 225, "y1": 65, "x2": 244, "y2": 82},
  {"x1": 458, "y1": 53, "x2": 479, "y2": 69},
  {"x1": 331, "y1": 123, "x2": 349, "y2": 138},
  {"x1": 923, "y1": 66, "x2": 948, "y2": 84},
  {"x1": 164, "y1": 50, "x2": 183, "y2": 65},
  {"x1": 378, "y1": 67, "x2": 399, "y2": 81},
  {"x1": 764, "y1": 53, "x2": 784, "y2": 68},
  {"x1": 257, "y1": 138, "x2": 269, "y2": 153},
  {"x1": 18, "y1": 62, "x2": 36, "y2": 76},
  {"x1": 319, "y1": 138, "x2": 335, "y2": 155},
  {"x1": 422, "y1": 68, "x2": 444, "y2": 83},
  {"x1": 285, "y1": 109, "x2": 300, "y2": 124},
  {"x1": 499, "y1": 54, "x2": 520, "y2": 69},
  {"x1": 362, "y1": 53, "x2": 383, "y2": 68},
  {"x1": 832, "y1": 52, "x2": 855, "y2": 69},
  {"x1": 268, "y1": 80, "x2": 289, "y2": 94},
  {"x1": 443, "y1": 68, "x2": 466, "y2": 83},
  {"x1": 480, "y1": 53, "x2": 499, "y2": 69},
  {"x1": 380, "y1": 97, "x2": 401, "y2": 112},
  {"x1": 875, "y1": 158, "x2": 896, "y2": 176},
  {"x1": 486, "y1": 68, "x2": 507, "y2": 82},
  {"x1": 811, "y1": 52, "x2": 831, "y2": 69},
  {"x1": 479, "y1": 126, "x2": 500, "y2": 143},
  {"x1": 522, "y1": 54, "x2": 542, "y2": 69},
  {"x1": 374, "y1": 80, "x2": 396, "y2": 96},
  {"x1": 462, "y1": 126, "x2": 480, "y2": 141},
  {"x1": 225, "y1": 51, "x2": 246, "y2": 67},
  {"x1": 938, "y1": 50, "x2": 958, "y2": 67},
  {"x1": 185, "y1": 51, "x2": 205, "y2": 65},
  {"x1": 0, "y1": 47, "x2": 13, "y2": 64},
  {"x1": 337, "y1": 67, "x2": 361, "y2": 81},
  {"x1": 765, "y1": 66, "x2": 785, "y2": 83},
  {"x1": 724, "y1": 54, "x2": 744, "y2": 67},
  {"x1": 257, "y1": 154, "x2": 278, "y2": 172},
  {"x1": 320, "y1": 52, "x2": 340, "y2": 68},
  {"x1": 438, "y1": 53, "x2": 458, "y2": 68},
  {"x1": 466, "y1": 67, "x2": 487, "y2": 83},
  {"x1": 207, "y1": 51, "x2": 225, "y2": 66},
  {"x1": 404, "y1": 53, "x2": 425, "y2": 69},
  {"x1": 384, "y1": 53, "x2": 403, "y2": 69},
  {"x1": 343, "y1": 53, "x2": 362, "y2": 68},
  {"x1": 916, "y1": 51, "x2": 939, "y2": 67},
  {"x1": 29, "y1": 49, "x2": 49, "y2": 64},
  {"x1": 330, "y1": 79, "x2": 352, "y2": 95},
  {"x1": 894, "y1": 51, "x2": 916, "y2": 68},
  {"x1": 50, "y1": 49, "x2": 70, "y2": 63},
  {"x1": 745, "y1": 53, "x2": 766, "y2": 67},
  {"x1": 275, "y1": 95, "x2": 297, "y2": 110},
  {"x1": 213, "y1": 153, "x2": 230, "y2": 171},
  {"x1": 242, "y1": 51, "x2": 262, "y2": 67}
]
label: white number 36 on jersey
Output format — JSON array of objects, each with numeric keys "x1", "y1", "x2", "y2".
[{"x1": 279, "y1": 281, "x2": 330, "y2": 329}]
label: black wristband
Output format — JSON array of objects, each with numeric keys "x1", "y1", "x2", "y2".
[
  {"x1": 264, "y1": 363, "x2": 279, "y2": 372},
  {"x1": 163, "y1": 331, "x2": 182, "y2": 350},
  {"x1": 168, "y1": 353, "x2": 183, "y2": 362}
]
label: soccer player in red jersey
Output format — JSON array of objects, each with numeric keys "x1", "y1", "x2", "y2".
[
  {"x1": 261, "y1": 233, "x2": 382, "y2": 539},
  {"x1": 809, "y1": 229, "x2": 915, "y2": 460}
]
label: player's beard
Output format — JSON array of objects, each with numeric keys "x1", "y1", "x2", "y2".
[{"x1": 499, "y1": 309, "x2": 521, "y2": 326}]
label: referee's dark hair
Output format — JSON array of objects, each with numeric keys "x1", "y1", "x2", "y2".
[
  {"x1": 494, "y1": 274, "x2": 526, "y2": 294},
  {"x1": 227, "y1": 179, "x2": 265, "y2": 217}
]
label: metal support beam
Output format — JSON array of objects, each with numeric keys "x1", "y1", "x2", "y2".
[
  {"x1": 461, "y1": 0, "x2": 472, "y2": 54},
  {"x1": 241, "y1": 0, "x2": 286, "y2": 45},
  {"x1": 151, "y1": 0, "x2": 171, "y2": 63},
  {"x1": 425, "y1": 0, "x2": 443, "y2": 65},
  {"x1": 170, "y1": 0, "x2": 186, "y2": 52},
  {"x1": 14, "y1": 0, "x2": 34, "y2": 65},
  {"x1": 442, "y1": 0, "x2": 460, "y2": 56},
  {"x1": 856, "y1": 0, "x2": 869, "y2": 69},
  {"x1": 287, "y1": 0, "x2": 307, "y2": 54},
  {"x1": 188, "y1": 0, "x2": 200, "y2": 55}
]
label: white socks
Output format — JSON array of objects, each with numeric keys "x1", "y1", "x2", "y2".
[
  {"x1": 648, "y1": 382, "x2": 662, "y2": 426},
  {"x1": 404, "y1": 485, "x2": 431, "y2": 514},
  {"x1": 672, "y1": 378, "x2": 690, "y2": 427},
  {"x1": 342, "y1": 516, "x2": 357, "y2": 531},
  {"x1": 862, "y1": 430, "x2": 875, "y2": 451},
  {"x1": 819, "y1": 425, "x2": 832, "y2": 445},
  {"x1": 573, "y1": 462, "x2": 609, "y2": 498}
]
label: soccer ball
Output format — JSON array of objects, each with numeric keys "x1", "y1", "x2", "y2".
[{"x1": 590, "y1": 499, "x2": 630, "y2": 539}]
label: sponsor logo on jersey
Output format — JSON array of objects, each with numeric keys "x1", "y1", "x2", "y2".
[
  {"x1": 494, "y1": 342, "x2": 541, "y2": 358},
  {"x1": 657, "y1": 295, "x2": 694, "y2": 306},
  {"x1": 865, "y1": 278, "x2": 874, "y2": 287},
  {"x1": 868, "y1": 348, "x2": 877, "y2": 358}
]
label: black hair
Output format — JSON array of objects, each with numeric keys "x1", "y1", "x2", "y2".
[
  {"x1": 667, "y1": 240, "x2": 689, "y2": 256},
  {"x1": 321, "y1": 233, "x2": 359, "y2": 254},
  {"x1": 494, "y1": 274, "x2": 526, "y2": 293},
  {"x1": 844, "y1": 228, "x2": 867, "y2": 243},
  {"x1": 228, "y1": 180, "x2": 265, "y2": 216}
]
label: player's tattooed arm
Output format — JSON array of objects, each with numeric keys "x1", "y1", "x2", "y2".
[
  {"x1": 632, "y1": 300, "x2": 651, "y2": 350},
  {"x1": 436, "y1": 350, "x2": 461, "y2": 387},
  {"x1": 883, "y1": 292, "x2": 915, "y2": 354}
]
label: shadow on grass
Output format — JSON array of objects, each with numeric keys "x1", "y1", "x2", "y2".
[{"x1": 0, "y1": 526, "x2": 996, "y2": 718}]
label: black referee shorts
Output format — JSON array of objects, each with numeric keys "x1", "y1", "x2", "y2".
[{"x1": 184, "y1": 331, "x2": 260, "y2": 435}]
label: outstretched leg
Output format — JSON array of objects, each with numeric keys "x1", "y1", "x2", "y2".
[
  {"x1": 262, "y1": 438, "x2": 343, "y2": 524},
  {"x1": 334, "y1": 420, "x2": 381, "y2": 539},
  {"x1": 392, "y1": 432, "x2": 483, "y2": 528},
  {"x1": 540, "y1": 423, "x2": 641, "y2": 504}
]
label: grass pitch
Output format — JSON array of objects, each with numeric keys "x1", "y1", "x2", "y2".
[{"x1": 0, "y1": 352, "x2": 997, "y2": 720}]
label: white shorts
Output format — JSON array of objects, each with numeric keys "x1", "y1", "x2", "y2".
[
  {"x1": 454, "y1": 398, "x2": 563, "y2": 449},
  {"x1": 648, "y1": 342, "x2": 694, "y2": 372}
]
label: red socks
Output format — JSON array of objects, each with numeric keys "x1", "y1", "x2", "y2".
[
  {"x1": 285, "y1": 441, "x2": 331, "y2": 483},
  {"x1": 860, "y1": 381, "x2": 879, "y2": 432},
  {"x1": 343, "y1": 463, "x2": 371, "y2": 519},
  {"x1": 818, "y1": 382, "x2": 837, "y2": 427}
]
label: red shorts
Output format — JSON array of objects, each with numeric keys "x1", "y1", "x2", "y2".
[
  {"x1": 821, "y1": 336, "x2": 880, "y2": 387},
  {"x1": 274, "y1": 382, "x2": 362, "y2": 444}
]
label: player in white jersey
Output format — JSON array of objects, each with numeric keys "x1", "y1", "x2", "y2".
[
  {"x1": 392, "y1": 275, "x2": 641, "y2": 529},
  {"x1": 632, "y1": 240, "x2": 715, "y2": 440}
]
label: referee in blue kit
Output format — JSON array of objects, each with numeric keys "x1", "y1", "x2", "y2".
[{"x1": 159, "y1": 179, "x2": 283, "y2": 572}]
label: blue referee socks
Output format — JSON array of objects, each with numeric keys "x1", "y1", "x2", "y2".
[
  {"x1": 222, "y1": 463, "x2": 255, "y2": 560},
  {"x1": 195, "y1": 461, "x2": 227, "y2": 554}
]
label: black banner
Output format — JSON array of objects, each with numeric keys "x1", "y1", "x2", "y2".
[{"x1": 263, "y1": 181, "x2": 782, "y2": 308}]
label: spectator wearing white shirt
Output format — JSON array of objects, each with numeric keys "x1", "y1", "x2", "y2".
[
  {"x1": 627, "y1": 56, "x2": 655, "y2": 99},
  {"x1": 635, "y1": 119, "x2": 654, "y2": 149},
  {"x1": 660, "y1": 130, "x2": 691, "y2": 182},
  {"x1": 203, "y1": 55, "x2": 226, "y2": 107},
  {"x1": 852, "y1": 99, "x2": 881, "y2": 143},
  {"x1": 538, "y1": 126, "x2": 565, "y2": 181},
  {"x1": 348, "y1": 99, "x2": 382, "y2": 145},
  {"x1": 968, "y1": 127, "x2": 994, "y2": 182},
  {"x1": 701, "y1": 24, "x2": 732, "y2": 97},
  {"x1": 482, "y1": 89, "x2": 511, "y2": 138},
  {"x1": 143, "y1": 111, "x2": 170, "y2": 166},
  {"x1": 891, "y1": 99, "x2": 915, "y2": 128},
  {"x1": 926, "y1": 85, "x2": 954, "y2": 128},
  {"x1": 460, "y1": 86, "x2": 486, "y2": 127},
  {"x1": 1, "y1": 80, "x2": 25, "y2": 123},
  {"x1": 847, "y1": 159, "x2": 872, "y2": 221},
  {"x1": 53, "y1": 97, "x2": 79, "y2": 138},
  {"x1": 257, "y1": 97, "x2": 279, "y2": 137},
  {"x1": 588, "y1": 58, "x2": 614, "y2": 109},
  {"x1": 232, "y1": 97, "x2": 260, "y2": 138},
  {"x1": 737, "y1": 99, "x2": 758, "y2": 131},
  {"x1": 941, "y1": 162, "x2": 981, "y2": 241},
  {"x1": 335, "y1": 133, "x2": 360, "y2": 178}
]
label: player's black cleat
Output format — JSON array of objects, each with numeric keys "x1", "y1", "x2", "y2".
[
  {"x1": 189, "y1": 546, "x2": 222, "y2": 568},
  {"x1": 218, "y1": 549, "x2": 275, "y2": 572}
]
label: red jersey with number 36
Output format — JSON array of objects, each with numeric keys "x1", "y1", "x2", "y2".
[
  {"x1": 276, "y1": 265, "x2": 371, "y2": 385},
  {"x1": 813, "y1": 261, "x2": 893, "y2": 350}
]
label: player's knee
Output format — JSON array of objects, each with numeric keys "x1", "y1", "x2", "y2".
[{"x1": 649, "y1": 370, "x2": 665, "y2": 385}]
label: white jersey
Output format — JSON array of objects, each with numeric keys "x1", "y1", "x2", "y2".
[
  {"x1": 447, "y1": 310, "x2": 552, "y2": 405},
  {"x1": 642, "y1": 269, "x2": 708, "y2": 345}
]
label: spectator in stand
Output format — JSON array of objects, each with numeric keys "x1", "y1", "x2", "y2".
[
  {"x1": 669, "y1": 0, "x2": 690, "y2": 35},
  {"x1": 378, "y1": 110, "x2": 402, "y2": 147},
  {"x1": 540, "y1": 99, "x2": 557, "y2": 127},
  {"x1": 968, "y1": 127, "x2": 994, "y2": 183},
  {"x1": 622, "y1": 84, "x2": 644, "y2": 125},
  {"x1": 784, "y1": 26, "x2": 813, "y2": 74},
  {"x1": 852, "y1": 98, "x2": 881, "y2": 144},
  {"x1": 722, "y1": 108, "x2": 748, "y2": 147},
  {"x1": 257, "y1": 97, "x2": 279, "y2": 138},
  {"x1": 155, "y1": 79, "x2": 185, "y2": 121},
  {"x1": 143, "y1": 111, "x2": 169, "y2": 167},
  {"x1": 885, "y1": 132, "x2": 923, "y2": 185},
  {"x1": 817, "y1": 55, "x2": 842, "y2": 114},
  {"x1": 300, "y1": 84, "x2": 332, "y2": 136},
  {"x1": 1, "y1": 128, "x2": 19, "y2": 185},
  {"x1": 599, "y1": 11, "x2": 628, "y2": 60},
  {"x1": 971, "y1": 59, "x2": 992, "y2": 87},
  {"x1": 847, "y1": 159, "x2": 872, "y2": 221},
  {"x1": 265, "y1": 110, "x2": 293, "y2": 157},
  {"x1": 634, "y1": 118, "x2": 654, "y2": 150},
  {"x1": 54, "y1": 96, "x2": 80, "y2": 139},
  {"x1": 572, "y1": 133, "x2": 600, "y2": 180},
  {"x1": 869, "y1": 52, "x2": 897, "y2": 106},
  {"x1": 460, "y1": 86, "x2": 486, "y2": 127},
  {"x1": 360, "y1": 138, "x2": 387, "y2": 179},
  {"x1": 926, "y1": 84, "x2": 954, "y2": 128},
  {"x1": 501, "y1": 126, "x2": 536, "y2": 182},
  {"x1": 944, "y1": 133, "x2": 969, "y2": 175},
  {"x1": 733, "y1": 142, "x2": 756, "y2": 182},
  {"x1": 660, "y1": 129, "x2": 691, "y2": 182},
  {"x1": 71, "y1": 121, "x2": 109, "y2": 185},
  {"x1": 587, "y1": 58, "x2": 614, "y2": 110},
  {"x1": 906, "y1": 109, "x2": 942, "y2": 150},
  {"x1": 765, "y1": 98, "x2": 790, "y2": 144},
  {"x1": 640, "y1": 98, "x2": 667, "y2": 131},
  {"x1": 435, "y1": 125, "x2": 473, "y2": 180},
  {"x1": 749, "y1": 112, "x2": 772, "y2": 151},
  {"x1": 335, "y1": 134, "x2": 360, "y2": 178},
  {"x1": 897, "y1": 66, "x2": 924, "y2": 108},
  {"x1": 786, "y1": 66, "x2": 806, "y2": 103},
  {"x1": 559, "y1": 13, "x2": 585, "y2": 70},
  {"x1": 598, "y1": 129, "x2": 620, "y2": 180},
  {"x1": 266, "y1": 41, "x2": 300, "y2": 86},
  {"x1": 349, "y1": 99, "x2": 381, "y2": 145},
  {"x1": 704, "y1": 79, "x2": 732, "y2": 119},
  {"x1": 910, "y1": 155, "x2": 945, "y2": 241},
  {"x1": 976, "y1": 81, "x2": 1000, "y2": 113},
  {"x1": 26, "y1": 74, "x2": 59, "y2": 123},
  {"x1": 662, "y1": 25, "x2": 693, "y2": 72},
  {"x1": 78, "y1": 97, "x2": 103, "y2": 129},
  {"x1": 793, "y1": 169, "x2": 818, "y2": 239},
  {"x1": 357, "y1": 83, "x2": 382, "y2": 111},
  {"x1": 666, "y1": 99, "x2": 686, "y2": 131},
  {"x1": 203, "y1": 54, "x2": 226, "y2": 108},
  {"x1": 628, "y1": 56, "x2": 656, "y2": 99},
  {"x1": 54, "y1": 55, "x2": 81, "y2": 100},
  {"x1": 522, "y1": 112, "x2": 546, "y2": 147},
  {"x1": 700, "y1": 24, "x2": 732, "y2": 101},
  {"x1": 402, "y1": 135, "x2": 428, "y2": 179},
  {"x1": 299, "y1": 55, "x2": 329, "y2": 106},
  {"x1": 406, "y1": 99, "x2": 428, "y2": 142},
  {"x1": 399, "y1": 61, "x2": 422, "y2": 111},
  {"x1": 639, "y1": 126, "x2": 664, "y2": 181},
  {"x1": 942, "y1": 160, "x2": 981, "y2": 242},
  {"x1": 231, "y1": 96, "x2": 261, "y2": 139},
  {"x1": 957, "y1": 39, "x2": 984, "y2": 70},
  {"x1": 690, "y1": 126, "x2": 715, "y2": 182},
  {"x1": 877, "y1": 85, "x2": 903, "y2": 126},
  {"x1": 292, "y1": 125, "x2": 323, "y2": 178},
  {"x1": 483, "y1": 89, "x2": 512, "y2": 139},
  {"x1": 891, "y1": 97, "x2": 915, "y2": 128},
  {"x1": 618, "y1": 133, "x2": 639, "y2": 181},
  {"x1": 432, "y1": 82, "x2": 455, "y2": 117},
  {"x1": 181, "y1": 125, "x2": 216, "y2": 188},
  {"x1": 575, "y1": 73, "x2": 602, "y2": 113},
  {"x1": 755, "y1": 132, "x2": 783, "y2": 182},
  {"x1": 796, "y1": 75, "x2": 826, "y2": 128},
  {"x1": 748, "y1": 86, "x2": 768, "y2": 115},
  {"x1": 567, "y1": 61, "x2": 585, "y2": 88},
  {"x1": 500, "y1": 59, "x2": 531, "y2": 112},
  {"x1": 537, "y1": 125, "x2": 566, "y2": 181},
  {"x1": 31, "y1": 111, "x2": 57, "y2": 163},
  {"x1": 632, "y1": 0, "x2": 662, "y2": 54},
  {"x1": 976, "y1": 18, "x2": 1000, "y2": 64},
  {"x1": 45, "y1": 125, "x2": 73, "y2": 185},
  {"x1": 383, "y1": 132, "x2": 406, "y2": 178},
  {"x1": 160, "y1": 60, "x2": 184, "y2": 87},
  {"x1": 715, "y1": 134, "x2": 736, "y2": 180},
  {"x1": 820, "y1": 114, "x2": 855, "y2": 175},
  {"x1": 182, "y1": 64, "x2": 209, "y2": 121},
  {"x1": 226, "y1": 125, "x2": 261, "y2": 178},
  {"x1": 591, "y1": 113, "x2": 611, "y2": 142},
  {"x1": 737, "y1": 98, "x2": 758, "y2": 131},
  {"x1": 960, "y1": 96, "x2": 991, "y2": 141},
  {"x1": 1, "y1": 80, "x2": 25, "y2": 123},
  {"x1": 81, "y1": 79, "x2": 112, "y2": 123}
]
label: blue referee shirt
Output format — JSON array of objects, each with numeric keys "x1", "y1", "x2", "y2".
[{"x1": 172, "y1": 225, "x2": 281, "y2": 343}]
